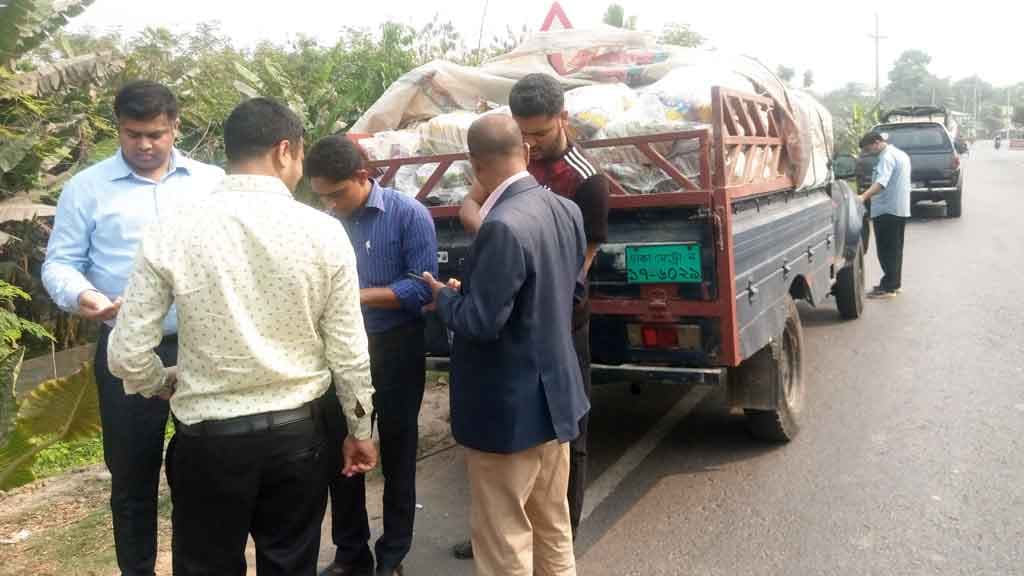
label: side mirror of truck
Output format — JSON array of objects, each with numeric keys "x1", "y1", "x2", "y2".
[{"x1": 832, "y1": 154, "x2": 858, "y2": 180}]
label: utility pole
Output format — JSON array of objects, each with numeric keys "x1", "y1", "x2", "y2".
[
  {"x1": 476, "y1": 0, "x2": 490, "y2": 58},
  {"x1": 868, "y1": 13, "x2": 887, "y2": 104}
]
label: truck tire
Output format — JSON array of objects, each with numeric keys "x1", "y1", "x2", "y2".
[
  {"x1": 835, "y1": 244, "x2": 865, "y2": 320},
  {"x1": 946, "y1": 187, "x2": 963, "y2": 218},
  {"x1": 742, "y1": 296, "x2": 805, "y2": 443}
]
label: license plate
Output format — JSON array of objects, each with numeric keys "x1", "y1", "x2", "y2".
[{"x1": 626, "y1": 244, "x2": 702, "y2": 284}]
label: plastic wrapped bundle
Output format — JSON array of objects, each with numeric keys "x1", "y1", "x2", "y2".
[
  {"x1": 393, "y1": 161, "x2": 473, "y2": 206},
  {"x1": 564, "y1": 83, "x2": 639, "y2": 139},
  {"x1": 417, "y1": 111, "x2": 478, "y2": 154},
  {"x1": 359, "y1": 130, "x2": 422, "y2": 161},
  {"x1": 641, "y1": 66, "x2": 754, "y2": 124}
]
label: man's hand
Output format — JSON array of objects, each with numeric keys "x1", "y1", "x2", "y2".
[
  {"x1": 422, "y1": 272, "x2": 446, "y2": 301},
  {"x1": 157, "y1": 366, "x2": 178, "y2": 401},
  {"x1": 342, "y1": 436, "x2": 378, "y2": 477},
  {"x1": 459, "y1": 179, "x2": 487, "y2": 235},
  {"x1": 78, "y1": 290, "x2": 123, "y2": 322}
]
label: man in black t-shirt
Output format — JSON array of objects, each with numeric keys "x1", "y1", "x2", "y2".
[{"x1": 457, "y1": 73, "x2": 610, "y2": 557}]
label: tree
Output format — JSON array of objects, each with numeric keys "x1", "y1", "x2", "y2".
[
  {"x1": 658, "y1": 23, "x2": 704, "y2": 48},
  {"x1": 603, "y1": 4, "x2": 636, "y2": 29},
  {"x1": 0, "y1": 0, "x2": 97, "y2": 70},
  {"x1": 822, "y1": 82, "x2": 878, "y2": 154},
  {"x1": 884, "y1": 49, "x2": 933, "y2": 106},
  {"x1": 803, "y1": 70, "x2": 815, "y2": 90},
  {"x1": 776, "y1": 65, "x2": 795, "y2": 84}
]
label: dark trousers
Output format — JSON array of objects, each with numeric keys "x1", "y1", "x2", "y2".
[
  {"x1": 95, "y1": 327, "x2": 177, "y2": 576},
  {"x1": 166, "y1": 413, "x2": 328, "y2": 576},
  {"x1": 324, "y1": 320, "x2": 426, "y2": 571},
  {"x1": 873, "y1": 214, "x2": 908, "y2": 291},
  {"x1": 568, "y1": 320, "x2": 592, "y2": 536}
]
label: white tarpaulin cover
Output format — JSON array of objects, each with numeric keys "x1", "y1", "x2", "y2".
[{"x1": 353, "y1": 26, "x2": 833, "y2": 200}]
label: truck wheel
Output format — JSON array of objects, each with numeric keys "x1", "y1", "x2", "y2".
[
  {"x1": 946, "y1": 187, "x2": 963, "y2": 218},
  {"x1": 742, "y1": 296, "x2": 805, "y2": 443},
  {"x1": 835, "y1": 245, "x2": 865, "y2": 320}
]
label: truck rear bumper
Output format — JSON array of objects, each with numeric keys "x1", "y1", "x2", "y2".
[
  {"x1": 592, "y1": 364, "x2": 726, "y2": 386},
  {"x1": 426, "y1": 357, "x2": 726, "y2": 387}
]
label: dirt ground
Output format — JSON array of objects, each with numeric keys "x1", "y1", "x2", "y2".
[{"x1": 0, "y1": 377, "x2": 452, "y2": 576}]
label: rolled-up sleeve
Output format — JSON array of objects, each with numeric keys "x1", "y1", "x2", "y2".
[
  {"x1": 42, "y1": 179, "x2": 96, "y2": 312},
  {"x1": 321, "y1": 243, "x2": 375, "y2": 440},
  {"x1": 873, "y1": 152, "x2": 895, "y2": 188},
  {"x1": 388, "y1": 203, "x2": 438, "y2": 313},
  {"x1": 107, "y1": 232, "x2": 175, "y2": 397}
]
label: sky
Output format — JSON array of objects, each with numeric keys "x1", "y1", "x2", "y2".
[{"x1": 67, "y1": 0, "x2": 1023, "y2": 93}]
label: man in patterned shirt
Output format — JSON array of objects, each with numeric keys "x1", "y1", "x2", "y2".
[
  {"x1": 308, "y1": 136, "x2": 437, "y2": 576},
  {"x1": 108, "y1": 98, "x2": 377, "y2": 575}
]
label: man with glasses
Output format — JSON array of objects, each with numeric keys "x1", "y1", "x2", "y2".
[{"x1": 307, "y1": 136, "x2": 437, "y2": 576}]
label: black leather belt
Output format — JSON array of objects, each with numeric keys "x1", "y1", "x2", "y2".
[{"x1": 175, "y1": 402, "x2": 315, "y2": 437}]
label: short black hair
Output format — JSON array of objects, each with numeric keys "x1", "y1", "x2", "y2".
[
  {"x1": 305, "y1": 136, "x2": 368, "y2": 182},
  {"x1": 223, "y1": 97, "x2": 304, "y2": 163},
  {"x1": 509, "y1": 73, "x2": 564, "y2": 118},
  {"x1": 114, "y1": 80, "x2": 179, "y2": 121},
  {"x1": 860, "y1": 131, "x2": 885, "y2": 148}
]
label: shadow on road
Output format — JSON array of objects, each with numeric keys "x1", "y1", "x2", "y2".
[{"x1": 577, "y1": 381, "x2": 784, "y2": 555}]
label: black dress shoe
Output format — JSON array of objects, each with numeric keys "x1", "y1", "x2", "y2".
[
  {"x1": 376, "y1": 564, "x2": 404, "y2": 576},
  {"x1": 451, "y1": 539, "x2": 474, "y2": 559},
  {"x1": 320, "y1": 556, "x2": 374, "y2": 576}
]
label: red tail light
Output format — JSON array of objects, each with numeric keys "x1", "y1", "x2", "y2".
[
  {"x1": 630, "y1": 324, "x2": 700, "y2": 350},
  {"x1": 951, "y1": 155, "x2": 960, "y2": 170}
]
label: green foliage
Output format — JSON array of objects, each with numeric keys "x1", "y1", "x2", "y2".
[
  {"x1": 29, "y1": 430, "x2": 104, "y2": 477},
  {"x1": 0, "y1": 347, "x2": 25, "y2": 447},
  {"x1": 0, "y1": 279, "x2": 53, "y2": 354},
  {"x1": 836, "y1": 102, "x2": 881, "y2": 156},
  {"x1": 602, "y1": 4, "x2": 636, "y2": 29},
  {"x1": 0, "y1": 0, "x2": 97, "y2": 68},
  {"x1": 658, "y1": 23, "x2": 704, "y2": 48},
  {"x1": 0, "y1": 426, "x2": 37, "y2": 487},
  {"x1": 0, "y1": 362, "x2": 100, "y2": 489},
  {"x1": 776, "y1": 66, "x2": 796, "y2": 84}
]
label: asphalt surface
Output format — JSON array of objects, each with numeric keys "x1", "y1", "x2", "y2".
[{"x1": 316, "y1": 141, "x2": 1024, "y2": 576}]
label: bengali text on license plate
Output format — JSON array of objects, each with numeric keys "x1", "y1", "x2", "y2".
[{"x1": 626, "y1": 244, "x2": 702, "y2": 284}]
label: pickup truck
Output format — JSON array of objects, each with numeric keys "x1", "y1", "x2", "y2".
[
  {"x1": 365, "y1": 87, "x2": 866, "y2": 442},
  {"x1": 857, "y1": 107, "x2": 965, "y2": 218}
]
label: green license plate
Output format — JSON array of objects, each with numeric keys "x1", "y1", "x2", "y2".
[{"x1": 626, "y1": 244, "x2": 703, "y2": 284}]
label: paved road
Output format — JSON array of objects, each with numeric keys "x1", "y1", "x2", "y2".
[{"x1": 317, "y1": 141, "x2": 1024, "y2": 575}]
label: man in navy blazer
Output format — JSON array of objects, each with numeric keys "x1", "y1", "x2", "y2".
[{"x1": 424, "y1": 114, "x2": 588, "y2": 576}]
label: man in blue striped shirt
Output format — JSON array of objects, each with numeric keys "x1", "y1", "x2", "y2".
[
  {"x1": 308, "y1": 136, "x2": 437, "y2": 576},
  {"x1": 41, "y1": 81, "x2": 223, "y2": 576}
]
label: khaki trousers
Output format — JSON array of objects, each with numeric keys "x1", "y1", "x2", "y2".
[{"x1": 465, "y1": 440, "x2": 576, "y2": 576}]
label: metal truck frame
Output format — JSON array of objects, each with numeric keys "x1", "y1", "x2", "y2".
[{"x1": 363, "y1": 86, "x2": 865, "y2": 441}]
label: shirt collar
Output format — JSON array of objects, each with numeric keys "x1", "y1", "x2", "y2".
[
  {"x1": 109, "y1": 148, "x2": 192, "y2": 182},
  {"x1": 215, "y1": 174, "x2": 294, "y2": 198},
  {"x1": 479, "y1": 171, "x2": 531, "y2": 221},
  {"x1": 364, "y1": 180, "x2": 387, "y2": 213}
]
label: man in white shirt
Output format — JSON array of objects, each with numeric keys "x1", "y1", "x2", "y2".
[
  {"x1": 108, "y1": 97, "x2": 377, "y2": 575},
  {"x1": 859, "y1": 131, "x2": 912, "y2": 299}
]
